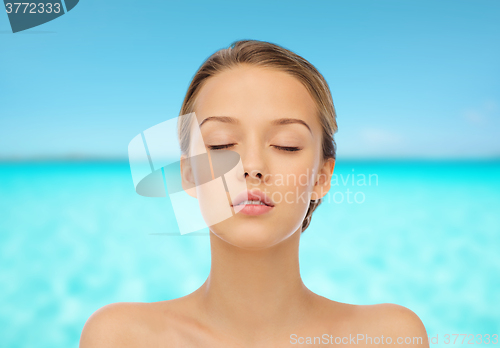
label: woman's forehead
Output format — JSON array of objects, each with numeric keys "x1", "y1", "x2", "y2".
[{"x1": 193, "y1": 65, "x2": 318, "y2": 127}]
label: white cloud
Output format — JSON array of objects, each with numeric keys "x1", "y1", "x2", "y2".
[
  {"x1": 359, "y1": 128, "x2": 404, "y2": 147},
  {"x1": 463, "y1": 100, "x2": 498, "y2": 124}
]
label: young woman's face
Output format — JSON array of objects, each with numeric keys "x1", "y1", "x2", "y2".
[{"x1": 187, "y1": 64, "x2": 333, "y2": 249}]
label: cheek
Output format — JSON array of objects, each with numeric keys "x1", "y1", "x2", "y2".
[
  {"x1": 195, "y1": 180, "x2": 233, "y2": 227},
  {"x1": 270, "y1": 154, "x2": 318, "y2": 205}
]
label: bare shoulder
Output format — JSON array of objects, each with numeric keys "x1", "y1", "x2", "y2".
[
  {"x1": 79, "y1": 302, "x2": 168, "y2": 348},
  {"x1": 353, "y1": 303, "x2": 429, "y2": 347},
  {"x1": 310, "y1": 297, "x2": 428, "y2": 347}
]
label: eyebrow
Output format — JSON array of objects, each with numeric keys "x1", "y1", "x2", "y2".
[{"x1": 199, "y1": 116, "x2": 312, "y2": 134}]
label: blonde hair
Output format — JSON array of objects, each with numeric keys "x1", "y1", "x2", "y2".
[{"x1": 177, "y1": 39, "x2": 338, "y2": 233}]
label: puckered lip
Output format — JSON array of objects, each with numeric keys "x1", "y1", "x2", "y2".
[{"x1": 231, "y1": 189, "x2": 275, "y2": 207}]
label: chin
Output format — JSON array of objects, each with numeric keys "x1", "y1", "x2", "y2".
[{"x1": 211, "y1": 220, "x2": 289, "y2": 250}]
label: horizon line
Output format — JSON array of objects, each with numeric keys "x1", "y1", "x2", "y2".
[{"x1": 0, "y1": 155, "x2": 499, "y2": 163}]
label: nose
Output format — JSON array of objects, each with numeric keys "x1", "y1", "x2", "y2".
[
  {"x1": 245, "y1": 170, "x2": 263, "y2": 180},
  {"x1": 240, "y1": 142, "x2": 270, "y2": 186}
]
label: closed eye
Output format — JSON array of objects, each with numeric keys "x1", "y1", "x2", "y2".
[
  {"x1": 207, "y1": 144, "x2": 235, "y2": 150},
  {"x1": 273, "y1": 146, "x2": 302, "y2": 152},
  {"x1": 206, "y1": 144, "x2": 302, "y2": 152}
]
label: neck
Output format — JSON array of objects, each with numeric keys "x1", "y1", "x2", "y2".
[{"x1": 192, "y1": 227, "x2": 315, "y2": 340}]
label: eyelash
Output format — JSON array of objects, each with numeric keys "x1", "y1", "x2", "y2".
[{"x1": 207, "y1": 144, "x2": 302, "y2": 152}]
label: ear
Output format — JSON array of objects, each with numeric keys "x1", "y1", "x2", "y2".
[
  {"x1": 180, "y1": 154, "x2": 198, "y2": 199},
  {"x1": 311, "y1": 158, "x2": 335, "y2": 201}
]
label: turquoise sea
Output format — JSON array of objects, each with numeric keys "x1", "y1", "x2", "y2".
[{"x1": 0, "y1": 160, "x2": 499, "y2": 347}]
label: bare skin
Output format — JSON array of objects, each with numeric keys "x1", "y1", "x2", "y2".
[{"x1": 80, "y1": 65, "x2": 429, "y2": 348}]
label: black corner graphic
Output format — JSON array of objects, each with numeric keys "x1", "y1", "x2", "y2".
[
  {"x1": 64, "y1": 0, "x2": 78, "y2": 12},
  {"x1": 4, "y1": 0, "x2": 79, "y2": 33}
]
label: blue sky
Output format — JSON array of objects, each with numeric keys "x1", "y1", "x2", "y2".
[{"x1": 0, "y1": 0, "x2": 499, "y2": 159}]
